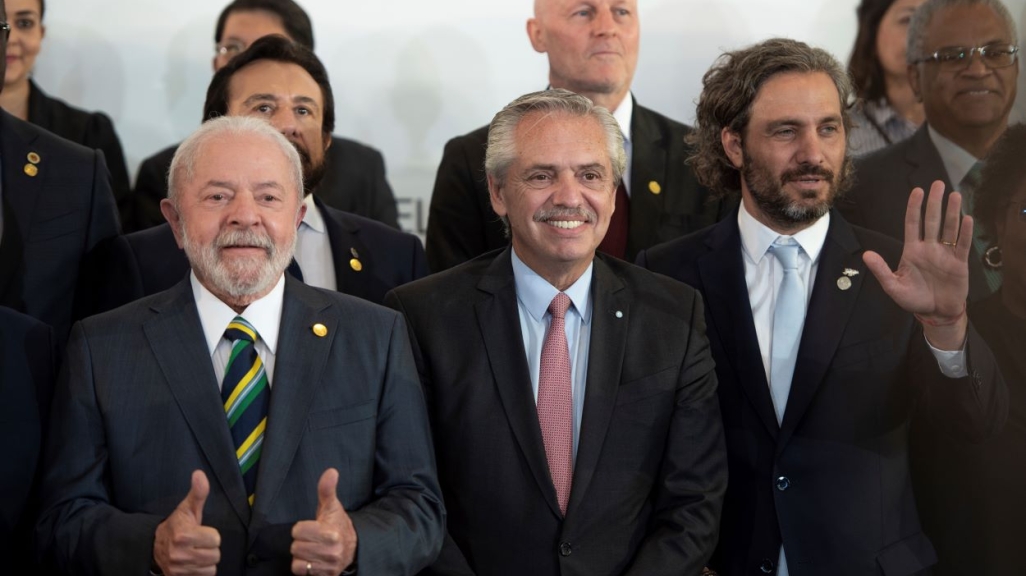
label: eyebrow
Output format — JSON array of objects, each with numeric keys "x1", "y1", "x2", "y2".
[
  {"x1": 765, "y1": 115, "x2": 842, "y2": 131},
  {"x1": 242, "y1": 93, "x2": 320, "y2": 110},
  {"x1": 523, "y1": 162, "x2": 608, "y2": 173}
]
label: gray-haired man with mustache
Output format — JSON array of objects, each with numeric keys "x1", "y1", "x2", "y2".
[
  {"x1": 37, "y1": 115, "x2": 444, "y2": 576},
  {"x1": 385, "y1": 89, "x2": 727, "y2": 576}
]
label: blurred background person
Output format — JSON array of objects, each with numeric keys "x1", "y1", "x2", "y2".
[
  {"x1": 0, "y1": 0, "x2": 131, "y2": 227},
  {"x1": 910, "y1": 123, "x2": 1026, "y2": 576},
  {"x1": 846, "y1": 0, "x2": 926, "y2": 156}
]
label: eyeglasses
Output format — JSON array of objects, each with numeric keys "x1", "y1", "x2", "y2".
[
  {"x1": 0, "y1": 22, "x2": 10, "y2": 42},
  {"x1": 215, "y1": 41, "x2": 246, "y2": 58},
  {"x1": 914, "y1": 44, "x2": 1019, "y2": 71}
]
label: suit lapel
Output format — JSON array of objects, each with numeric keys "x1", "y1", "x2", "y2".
[
  {"x1": 566, "y1": 257, "x2": 628, "y2": 515},
  {"x1": 253, "y1": 277, "x2": 335, "y2": 518},
  {"x1": 317, "y1": 198, "x2": 368, "y2": 299},
  {"x1": 699, "y1": 217, "x2": 780, "y2": 439},
  {"x1": 0, "y1": 111, "x2": 44, "y2": 301},
  {"x1": 475, "y1": 249, "x2": 563, "y2": 518},
  {"x1": 143, "y1": 280, "x2": 251, "y2": 525},
  {"x1": 777, "y1": 214, "x2": 864, "y2": 451},
  {"x1": 627, "y1": 102, "x2": 666, "y2": 245}
]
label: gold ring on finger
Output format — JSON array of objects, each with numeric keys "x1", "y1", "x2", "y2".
[{"x1": 941, "y1": 240, "x2": 957, "y2": 247}]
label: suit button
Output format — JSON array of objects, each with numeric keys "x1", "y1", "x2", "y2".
[
  {"x1": 559, "y1": 541, "x2": 572, "y2": 557},
  {"x1": 775, "y1": 476, "x2": 791, "y2": 491},
  {"x1": 246, "y1": 553, "x2": 259, "y2": 567},
  {"x1": 760, "y1": 558, "x2": 775, "y2": 573}
]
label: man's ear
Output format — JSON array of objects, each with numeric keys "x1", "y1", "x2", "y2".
[
  {"x1": 160, "y1": 199, "x2": 186, "y2": 249},
  {"x1": 488, "y1": 175, "x2": 508, "y2": 218},
  {"x1": 908, "y1": 64, "x2": 923, "y2": 102},
  {"x1": 721, "y1": 127, "x2": 744, "y2": 169},
  {"x1": 296, "y1": 200, "x2": 307, "y2": 229},
  {"x1": 526, "y1": 18, "x2": 546, "y2": 54},
  {"x1": 323, "y1": 132, "x2": 332, "y2": 153}
]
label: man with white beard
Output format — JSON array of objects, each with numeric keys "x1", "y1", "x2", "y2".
[{"x1": 36, "y1": 115, "x2": 444, "y2": 576}]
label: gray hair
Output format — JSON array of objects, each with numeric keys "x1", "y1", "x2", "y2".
[
  {"x1": 167, "y1": 115, "x2": 304, "y2": 208},
  {"x1": 907, "y1": 0, "x2": 1019, "y2": 63},
  {"x1": 485, "y1": 89, "x2": 627, "y2": 188}
]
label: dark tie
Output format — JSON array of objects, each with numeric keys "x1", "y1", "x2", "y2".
[
  {"x1": 538, "y1": 293, "x2": 573, "y2": 515},
  {"x1": 961, "y1": 161, "x2": 1002, "y2": 292},
  {"x1": 287, "y1": 258, "x2": 304, "y2": 282},
  {"x1": 221, "y1": 316, "x2": 270, "y2": 506},
  {"x1": 597, "y1": 182, "x2": 630, "y2": 259}
]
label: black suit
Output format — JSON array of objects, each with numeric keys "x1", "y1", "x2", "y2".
[
  {"x1": 80, "y1": 198, "x2": 426, "y2": 315},
  {"x1": 132, "y1": 136, "x2": 400, "y2": 231},
  {"x1": 0, "y1": 109, "x2": 120, "y2": 340},
  {"x1": 386, "y1": 249, "x2": 727, "y2": 576},
  {"x1": 37, "y1": 277, "x2": 444, "y2": 575},
  {"x1": 637, "y1": 210, "x2": 1006, "y2": 576},
  {"x1": 27, "y1": 81, "x2": 132, "y2": 229},
  {"x1": 841, "y1": 125, "x2": 991, "y2": 300},
  {"x1": 425, "y1": 100, "x2": 725, "y2": 271},
  {"x1": 0, "y1": 307, "x2": 55, "y2": 571}
]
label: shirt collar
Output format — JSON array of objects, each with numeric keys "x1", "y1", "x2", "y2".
[
  {"x1": 191, "y1": 272, "x2": 286, "y2": 356},
  {"x1": 928, "y1": 124, "x2": 980, "y2": 187},
  {"x1": 300, "y1": 194, "x2": 326, "y2": 234},
  {"x1": 510, "y1": 248, "x2": 594, "y2": 325},
  {"x1": 611, "y1": 94, "x2": 633, "y2": 145},
  {"x1": 738, "y1": 201, "x2": 830, "y2": 264}
]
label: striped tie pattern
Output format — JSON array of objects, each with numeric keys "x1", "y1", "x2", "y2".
[{"x1": 222, "y1": 316, "x2": 269, "y2": 506}]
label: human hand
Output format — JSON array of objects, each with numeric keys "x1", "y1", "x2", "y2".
[
  {"x1": 153, "y1": 470, "x2": 221, "y2": 576},
  {"x1": 291, "y1": 468, "x2": 357, "y2": 576}
]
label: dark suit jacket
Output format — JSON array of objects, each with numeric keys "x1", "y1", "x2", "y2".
[
  {"x1": 28, "y1": 81, "x2": 131, "y2": 229},
  {"x1": 840, "y1": 125, "x2": 991, "y2": 300},
  {"x1": 0, "y1": 307, "x2": 55, "y2": 570},
  {"x1": 132, "y1": 136, "x2": 400, "y2": 231},
  {"x1": 386, "y1": 250, "x2": 727, "y2": 576},
  {"x1": 80, "y1": 198, "x2": 427, "y2": 315},
  {"x1": 0, "y1": 109, "x2": 120, "y2": 341},
  {"x1": 425, "y1": 100, "x2": 726, "y2": 272},
  {"x1": 37, "y1": 277, "x2": 444, "y2": 575},
  {"x1": 637, "y1": 210, "x2": 1007, "y2": 576}
]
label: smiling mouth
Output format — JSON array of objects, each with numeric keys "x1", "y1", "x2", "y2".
[{"x1": 547, "y1": 220, "x2": 586, "y2": 230}]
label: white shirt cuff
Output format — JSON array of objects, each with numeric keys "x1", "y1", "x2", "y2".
[{"x1": 926, "y1": 336, "x2": 968, "y2": 378}]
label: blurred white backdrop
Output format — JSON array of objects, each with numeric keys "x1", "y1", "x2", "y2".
[{"x1": 33, "y1": 0, "x2": 1026, "y2": 234}]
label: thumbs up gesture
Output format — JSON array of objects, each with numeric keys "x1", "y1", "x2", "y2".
[
  {"x1": 153, "y1": 470, "x2": 222, "y2": 575},
  {"x1": 291, "y1": 468, "x2": 357, "y2": 576}
]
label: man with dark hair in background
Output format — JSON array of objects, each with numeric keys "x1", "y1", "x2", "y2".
[{"x1": 132, "y1": 0, "x2": 399, "y2": 230}]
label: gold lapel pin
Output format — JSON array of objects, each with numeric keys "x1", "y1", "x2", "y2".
[
  {"x1": 23, "y1": 163, "x2": 38, "y2": 177},
  {"x1": 27, "y1": 152, "x2": 40, "y2": 164},
  {"x1": 837, "y1": 276, "x2": 852, "y2": 291},
  {"x1": 648, "y1": 181, "x2": 662, "y2": 195},
  {"x1": 312, "y1": 323, "x2": 328, "y2": 337},
  {"x1": 349, "y1": 258, "x2": 363, "y2": 272}
]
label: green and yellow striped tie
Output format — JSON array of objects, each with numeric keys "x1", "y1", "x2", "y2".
[{"x1": 222, "y1": 316, "x2": 269, "y2": 506}]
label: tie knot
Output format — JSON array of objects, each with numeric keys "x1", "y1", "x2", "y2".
[
  {"x1": 548, "y1": 293, "x2": 572, "y2": 320},
  {"x1": 770, "y1": 238, "x2": 801, "y2": 271},
  {"x1": 225, "y1": 316, "x2": 258, "y2": 344}
]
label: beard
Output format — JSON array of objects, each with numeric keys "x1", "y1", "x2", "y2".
[
  {"x1": 741, "y1": 147, "x2": 852, "y2": 229},
  {"x1": 294, "y1": 141, "x2": 326, "y2": 196},
  {"x1": 182, "y1": 225, "x2": 296, "y2": 300}
]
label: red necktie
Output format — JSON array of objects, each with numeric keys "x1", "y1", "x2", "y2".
[
  {"x1": 538, "y1": 292, "x2": 573, "y2": 515},
  {"x1": 597, "y1": 182, "x2": 629, "y2": 259}
]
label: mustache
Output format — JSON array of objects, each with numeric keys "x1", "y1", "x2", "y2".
[
  {"x1": 780, "y1": 164, "x2": 835, "y2": 184},
  {"x1": 214, "y1": 229, "x2": 275, "y2": 254},
  {"x1": 533, "y1": 206, "x2": 597, "y2": 223}
]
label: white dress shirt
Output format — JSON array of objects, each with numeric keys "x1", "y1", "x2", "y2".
[
  {"x1": 928, "y1": 125, "x2": 980, "y2": 189},
  {"x1": 191, "y1": 272, "x2": 285, "y2": 390},
  {"x1": 611, "y1": 95, "x2": 634, "y2": 196},
  {"x1": 295, "y1": 194, "x2": 337, "y2": 291},
  {"x1": 511, "y1": 248, "x2": 593, "y2": 461}
]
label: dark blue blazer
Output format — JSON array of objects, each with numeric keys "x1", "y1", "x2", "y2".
[
  {"x1": 637, "y1": 209, "x2": 1006, "y2": 576},
  {"x1": 80, "y1": 198, "x2": 427, "y2": 315},
  {"x1": 0, "y1": 109, "x2": 120, "y2": 341},
  {"x1": 0, "y1": 307, "x2": 55, "y2": 569}
]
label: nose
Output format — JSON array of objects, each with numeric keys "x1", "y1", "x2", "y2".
[
  {"x1": 268, "y1": 108, "x2": 301, "y2": 141},
  {"x1": 795, "y1": 128, "x2": 826, "y2": 166},
  {"x1": 226, "y1": 191, "x2": 261, "y2": 228},
  {"x1": 592, "y1": 7, "x2": 617, "y2": 36},
  {"x1": 550, "y1": 172, "x2": 585, "y2": 207},
  {"x1": 961, "y1": 49, "x2": 992, "y2": 76}
]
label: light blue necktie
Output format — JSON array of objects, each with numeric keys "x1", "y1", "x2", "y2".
[{"x1": 769, "y1": 238, "x2": 806, "y2": 426}]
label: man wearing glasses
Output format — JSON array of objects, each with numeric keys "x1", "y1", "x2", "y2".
[{"x1": 841, "y1": 0, "x2": 1018, "y2": 303}]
